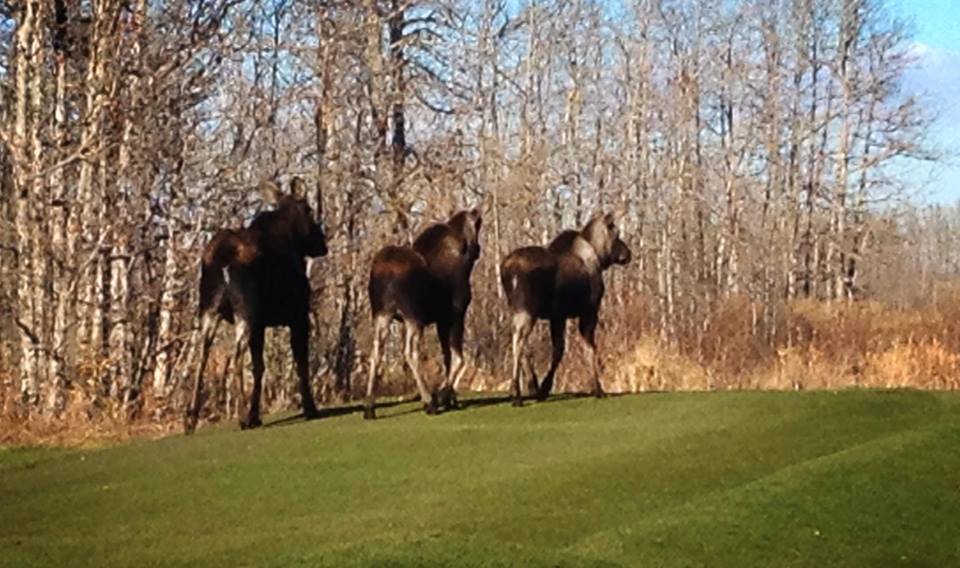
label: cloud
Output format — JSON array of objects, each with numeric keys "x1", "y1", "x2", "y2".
[
  {"x1": 902, "y1": 42, "x2": 960, "y2": 203},
  {"x1": 904, "y1": 42, "x2": 960, "y2": 123},
  {"x1": 909, "y1": 41, "x2": 933, "y2": 58}
]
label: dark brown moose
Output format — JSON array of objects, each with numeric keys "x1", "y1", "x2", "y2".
[
  {"x1": 365, "y1": 209, "x2": 482, "y2": 418},
  {"x1": 501, "y1": 213, "x2": 631, "y2": 405},
  {"x1": 185, "y1": 177, "x2": 328, "y2": 433}
]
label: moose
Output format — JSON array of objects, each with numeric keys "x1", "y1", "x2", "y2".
[
  {"x1": 365, "y1": 208, "x2": 483, "y2": 418},
  {"x1": 501, "y1": 213, "x2": 631, "y2": 405},
  {"x1": 185, "y1": 177, "x2": 328, "y2": 433}
]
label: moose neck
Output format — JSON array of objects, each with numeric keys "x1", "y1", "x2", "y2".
[
  {"x1": 580, "y1": 219, "x2": 616, "y2": 270},
  {"x1": 250, "y1": 209, "x2": 308, "y2": 261},
  {"x1": 569, "y1": 234, "x2": 602, "y2": 274},
  {"x1": 447, "y1": 213, "x2": 471, "y2": 242}
]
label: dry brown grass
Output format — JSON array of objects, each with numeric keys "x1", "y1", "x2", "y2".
[
  {"x1": 609, "y1": 336, "x2": 711, "y2": 392},
  {"x1": 864, "y1": 339, "x2": 960, "y2": 390},
  {"x1": 6, "y1": 286, "x2": 960, "y2": 446},
  {"x1": 0, "y1": 379, "x2": 180, "y2": 448},
  {"x1": 595, "y1": 286, "x2": 960, "y2": 394}
]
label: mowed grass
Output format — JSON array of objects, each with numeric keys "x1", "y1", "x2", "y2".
[{"x1": 2, "y1": 390, "x2": 960, "y2": 567}]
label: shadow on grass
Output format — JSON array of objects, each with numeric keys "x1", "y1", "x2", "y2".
[
  {"x1": 262, "y1": 392, "x2": 516, "y2": 426},
  {"x1": 261, "y1": 390, "x2": 632, "y2": 428},
  {"x1": 263, "y1": 397, "x2": 416, "y2": 428},
  {"x1": 363, "y1": 394, "x2": 515, "y2": 421}
]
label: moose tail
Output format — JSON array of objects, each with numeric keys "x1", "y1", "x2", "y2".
[
  {"x1": 198, "y1": 230, "x2": 237, "y2": 315},
  {"x1": 198, "y1": 261, "x2": 225, "y2": 315}
]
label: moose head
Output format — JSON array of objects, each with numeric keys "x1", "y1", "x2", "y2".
[
  {"x1": 583, "y1": 212, "x2": 631, "y2": 269},
  {"x1": 259, "y1": 176, "x2": 328, "y2": 258},
  {"x1": 448, "y1": 207, "x2": 483, "y2": 262}
]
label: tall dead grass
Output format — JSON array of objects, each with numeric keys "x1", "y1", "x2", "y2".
[
  {"x1": 5, "y1": 285, "x2": 960, "y2": 446},
  {"x1": 588, "y1": 285, "x2": 960, "y2": 394},
  {"x1": 0, "y1": 377, "x2": 179, "y2": 447}
]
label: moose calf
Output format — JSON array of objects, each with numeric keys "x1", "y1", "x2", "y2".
[
  {"x1": 187, "y1": 177, "x2": 328, "y2": 433},
  {"x1": 365, "y1": 209, "x2": 482, "y2": 418},
  {"x1": 501, "y1": 213, "x2": 631, "y2": 405}
]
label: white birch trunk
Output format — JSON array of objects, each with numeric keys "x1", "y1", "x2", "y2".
[
  {"x1": 13, "y1": 1, "x2": 37, "y2": 401},
  {"x1": 152, "y1": 228, "x2": 180, "y2": 396},
  {"x1": 48, "y1": 19, "x2": 70, "y2": 412},
  {"x1": 830, "y1": 0, "x2": 861, "y2": 300},
  {"x1": 108, "y1": 231, "x2": 130, "y2": 397},
  {"x1": 73, "y1": 1, "x2": 110, "y2": 355},
  {"x1": 28, "y1": 0, "x2": 48, "y2": 395},
  {"x1": 112, "y1": 0, "x2": 148, "y2": 401}
]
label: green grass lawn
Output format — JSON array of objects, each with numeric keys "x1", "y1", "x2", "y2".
[{"x1": 2, "y1": 390, "x2": 959, "y2": 567}]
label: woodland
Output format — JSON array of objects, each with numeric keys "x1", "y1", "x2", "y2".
[{"x1": 0, "y1": 0, "x2": 956, "y2": 441}]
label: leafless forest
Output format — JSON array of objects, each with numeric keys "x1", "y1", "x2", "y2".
[{"x1": 1, "y1": 0, "x2": 957, "y2": 440}]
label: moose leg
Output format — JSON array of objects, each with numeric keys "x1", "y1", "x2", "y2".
[
  {"x1": 537, "y1": 317, "x2": 566, "y2": 401},
  {"x1": 364, "y1": 314, "x2": 389, "y2": 420},
  {"x1": 440, "y1": 317, "x2": 466, "y2": 410},
  {"x1": 436, "y1": 320, "x2": 454, "y2": 409},
  {"x1": 241, "y1": 324, "x2": 265, "y2": 429},
  {"x1": 291, "y1": 318, "x2": 320, "y2": 420},
  {"x1": 449, "y1": 316, "x2": 469, "y2": 395},
  {"x1": 526, "y1": 352, "x2": 539, "y2": 395},
  {"x1": 403, "y1": 319, "x2": 437, "y2": 414},
  {"x1": 579, "y1": 312, "x2": 605, "y2": 398},
  {"x1": 511, "y1": 312, "x2": 534, "y2": 406},
  {"x1": 185, "y1": 312, "x2": 220, "y2": 434},
  {"x1": 231, "y1": 321, "x2": 248, "y2": 418}
]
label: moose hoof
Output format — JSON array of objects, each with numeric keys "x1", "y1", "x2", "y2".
[
  {"x1": 439, "y1": 387, "x2": 460, "y2": 410},
  {"x1": 303, "y1": 407, "x2": 321, "y2": 421},
  {"x1": 424, "y1": 393, "x2": 440, "y2": 415},
  {"x1": 512, "y1": 398, "x2": 524, "y2": 408},
  {"x1": 363, "y1": 406, "x2": 377, "y2": 420},
  {"x1": 592, "y1": 388, "x2": 607, "y2": 399},
  {"x1": 183, "y1": 416, "x2": 198, "y2": 435},
  {"x1": 239, "y1": 417, "x2": 262, "y2": 430}
]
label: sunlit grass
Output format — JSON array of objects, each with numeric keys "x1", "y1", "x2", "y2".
[{"x1": 2, "y1": 390, "x2": 958, "y2": 567}]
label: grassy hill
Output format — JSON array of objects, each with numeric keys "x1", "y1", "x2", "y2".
[{"x1": 2, "y1": 390, "x2": 959, "y2": 567}]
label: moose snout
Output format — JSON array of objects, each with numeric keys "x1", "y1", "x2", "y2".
[{"x1": 613, "y1": 239, "x2": 632, "y2": 265}]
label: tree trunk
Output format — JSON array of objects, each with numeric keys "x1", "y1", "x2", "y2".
[
  {"x1": 47, "y1": 0, "x2": 70, "y2": 412},
  {"x1": 829, "y1": 0, "x2": 861, "y2": 300},
  {"x1": 152, "y1": 227, "x2": 179, "y2": 397},
  {"x1": 115, "y1": 0, "x2": 149, "y2": 405},
  {"x1": 13, "y1": 0, "x2": 37, "y2": 402},
  {"x1": 73, "y1": 1, "x2": 109, "y2": 355}
]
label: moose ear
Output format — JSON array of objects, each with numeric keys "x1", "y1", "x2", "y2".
[
  {"x1": 260, "y1": 180, "x2": 281, "y2": 205},
  {"x1": 289, "y1": 176, "x2": 306, "y2": 199},
  {"x1": 604, "y1": 211, "x2": 615, "y2": 225}
]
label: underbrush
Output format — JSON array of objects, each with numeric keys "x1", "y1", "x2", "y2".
[
  {"x1": 4, "y1": 288, "x2": 960, "y2": 445},
  {"x1": 562, "y1": 289, "x2": 960, "y2": 394},
  {"x1": 0, "y1": 379, "x2": 178, "y2": 447}
]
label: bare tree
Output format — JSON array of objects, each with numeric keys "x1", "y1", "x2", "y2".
[{"x1": 0, "y1": 0, "x2": 941, "y2": 425}]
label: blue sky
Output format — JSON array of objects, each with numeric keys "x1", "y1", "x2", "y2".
[{"x1": 893, "y1": 0, "x2": 960, "y2": 203}]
